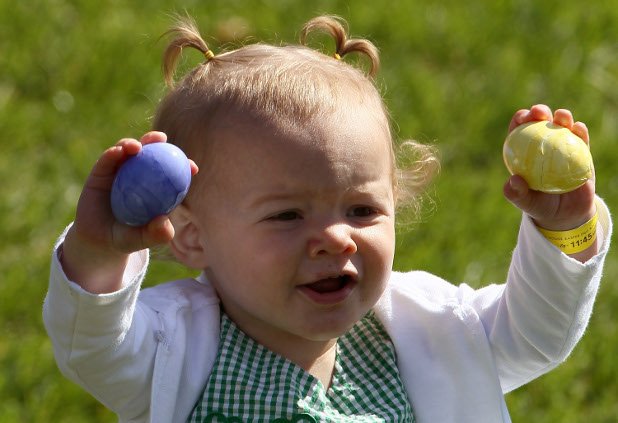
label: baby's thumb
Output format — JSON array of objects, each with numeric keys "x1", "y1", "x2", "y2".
[
  {"x1": 142, "y1": 215, "x2": 176, "y2": 248},
  {"x1": 503, "y1": 175, "x2": 533, "y2": 212},
  {"x1": 114, "y1": 215, "x2": 176, "y2": 253}
]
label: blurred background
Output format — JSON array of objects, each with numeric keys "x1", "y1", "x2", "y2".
[{"x1": 1, "y1": 0, "x2": 616, "y2": 421}]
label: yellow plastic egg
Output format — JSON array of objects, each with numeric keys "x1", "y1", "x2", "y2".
[{"x1": 503, "y1": 120, "x2": 593, "y2": 193}]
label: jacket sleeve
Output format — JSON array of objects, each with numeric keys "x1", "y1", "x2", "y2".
[
  {"x1": 42, "y1": 226, "x2": 156, "y2": 420},
  {"x1": 465, "y1": 196, "x2": 612, "y2": 392}
]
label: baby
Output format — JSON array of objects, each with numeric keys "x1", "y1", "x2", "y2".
[{"x1": 44, "y1": 15, "x2": 612, "y2": 423}]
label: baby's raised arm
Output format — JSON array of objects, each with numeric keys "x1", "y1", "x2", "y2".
[
  {"x1": 60, "y1": 131, "x2": 196, "y2": 293},
  {"x1": 502, "y1": 104, "x2": 597, "y2": 263}
]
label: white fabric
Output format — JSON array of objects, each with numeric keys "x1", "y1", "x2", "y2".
[{"x1": 43, "y1": 199, "x2": 612, "y2": 423}]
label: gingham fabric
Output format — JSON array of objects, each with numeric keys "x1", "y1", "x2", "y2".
[{"x1": 188, "y1": 312, "x2": 414, "y2": 422}]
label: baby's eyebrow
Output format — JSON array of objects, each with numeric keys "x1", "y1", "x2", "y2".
[
  {"x1": 247, "y1": 190, "x2": 306, "y2": 209},
  {"x1": 246, "y1": 179, "x2": 393, "y2": 209}
]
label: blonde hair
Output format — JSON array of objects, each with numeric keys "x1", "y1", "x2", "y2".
[{"x1": 153, "y1": 15, "x2": 439, "y2": 218}]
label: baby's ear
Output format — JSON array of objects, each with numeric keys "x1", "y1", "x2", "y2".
[{"x1": 168, "y1": 204, "x2": 209, "y2": 269}]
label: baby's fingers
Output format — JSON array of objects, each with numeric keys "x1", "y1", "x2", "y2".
[
  {"x1": 552, "y1": 109, "x2": 574, "y2": 128},
  {"x1": 551, "y1": 109, "x2": 590, "y2": 145},
  {"x1": 113, "y1": 215, "x2": 175, "y2": 252},
  {"x1": 572, "y1": 121, "x2": 590, "y2": 145},
  {"x1": 508, "y1": 104, "x2": 553, "y2": 132},
  {"x1": 140, "y1": 131, "x2": 167, "y2": 146},
  {"x1": 98, "y1": 132, "x2": 168, "y2": 177},
  {"x1": 86, "y1": 139, "x2": 141, "y2": 190},
  {"x1": 503, "y1": 175, "x2": 541, "y2": 215},
  {"x1": 142, "y1": 215, "x2": 176, "y2": 247}
]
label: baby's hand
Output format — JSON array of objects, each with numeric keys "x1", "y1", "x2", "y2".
[
  {"x1": 61, "y1": 131, "x2": 198, "y2": 293},
  {"x1": 503, "y1": 105, "x2": 597, "y2": 251}
]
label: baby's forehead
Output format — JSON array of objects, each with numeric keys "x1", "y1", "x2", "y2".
[
  {"x1": 208, "y1": 103, "x2": 389, "y2": 153},
  {"x1": 184, "y1": 105, "x2": 395, "y2": 211},
  {"x1": 199, "y1": 112, "x2": 391, "y2": 193},
  {"x1": 202, "y1": 118, "x2": 394, "y2": 194}
]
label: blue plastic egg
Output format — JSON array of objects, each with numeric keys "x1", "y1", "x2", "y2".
[{"x1": 111, "y1": 143, "x2": 191, "y2": 226}]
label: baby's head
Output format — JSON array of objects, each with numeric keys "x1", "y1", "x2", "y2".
[
  {"x1": 153, "y1": 16, "x2": 438, "y2": 349},
  {"x1": 154, "y1": 16, "x2": 436, "y2": 214}
]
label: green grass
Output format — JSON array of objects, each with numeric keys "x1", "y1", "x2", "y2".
[{"x1": 1, "y1": 0, "x2": 617, "y2": 421}]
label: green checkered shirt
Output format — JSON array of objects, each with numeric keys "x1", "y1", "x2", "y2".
[{"x1": 188, "y1": 311, "x2": 414, "y2": 422}]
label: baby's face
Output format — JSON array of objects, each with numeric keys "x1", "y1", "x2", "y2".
[{"x1": 190, "y1": 105, "x2": 396, "y2": 352}]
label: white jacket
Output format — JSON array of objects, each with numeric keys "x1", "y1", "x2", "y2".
[{"x1": 43, "y1": 201, "x2": 612, "y2": 423}]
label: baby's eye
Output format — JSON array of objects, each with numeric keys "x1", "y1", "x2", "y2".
[
  {"x1": 269, "y1": 211, "x2": 302, "y2": 221},
  {"x1": 348, "y1": 206, "x2": 378, "y2": 218}
]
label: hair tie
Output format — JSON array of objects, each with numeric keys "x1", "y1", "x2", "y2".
[
  {"x1": 204, "y1": 49, "x2": 215, "y2": 61},
  {"x1": 334, "y1": 52, "x2": 342, "y2": 60}
]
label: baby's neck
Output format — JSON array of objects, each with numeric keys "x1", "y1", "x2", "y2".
[
  {"x1": 233, "y1": 317, "x2": 339, "y2": 387},
  {"x1": 299, "y1": 341, "x2": 338, "y2": 388},
  {"x1": 219, "y1": 304, "x2": 340, "y2": 387},
  {"x1": 261, "y1": 334, "x2": 338, "y2": 388}
]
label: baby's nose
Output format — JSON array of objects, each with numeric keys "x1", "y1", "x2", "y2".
[{"x1": 307, "y1": 223, "x2": 358, "y2": 257}]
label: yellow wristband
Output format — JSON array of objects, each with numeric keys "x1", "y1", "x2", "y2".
[{"x1": 537, "y1": 213, "x2": 598, "y2": 254}]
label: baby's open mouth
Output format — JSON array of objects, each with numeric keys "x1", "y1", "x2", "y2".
[
  {"x1": 298, "y1": 275, "x2": 356, "y2": 304},
  {"x1": 305, "y1": 275, "x2": 352, "y2": 293}
]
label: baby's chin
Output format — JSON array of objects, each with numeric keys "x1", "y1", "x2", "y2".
[{"x1": 295, "y1": 309, "x2": 372, "y2": 342}]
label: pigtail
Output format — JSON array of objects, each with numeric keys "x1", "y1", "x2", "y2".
[
  {"x1": 161, "y1": 15, "x2": 214, "y2": 87},
  {"x1": 300, "y1": 15, "x2": 380, "y2": 77},
  {"x1": 394, "y1": 140, "x2": 440, "y2": 221}
]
